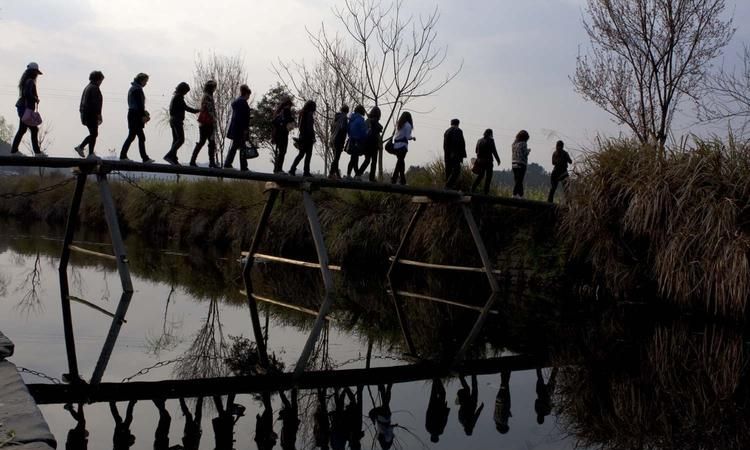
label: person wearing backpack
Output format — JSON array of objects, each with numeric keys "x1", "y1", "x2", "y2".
[
  {"x1": 327, "y1": 104, "x2": 349, "y2": 179},
  {"x1": 548, "y1": 140, "x2": 573, "y2": 203},
  {"x1": 346, "y1": 105, "x2": 367, "y2": 179},
  {"x1": 224, "y1": 84, "x2": 253, "y2": 171},
  {"x1": 288, "y1": 100, "x2": 316, "y2": 177},
  {"x1": 189, "y1": 80, "x2": 218, "y2": 168},
  {"x1": 11, "y1": 62, "x2": 46, "y2": 157},
  {"x1": 443, "y1": 118, "x2": 466, "y2": 189},
  {"x1": 272, "y1": 97, "x2": 295, "y2": 173},
  {"x1": 357, "y1": 106, "x2": 383, "y2": 182},
  {"x1": 75, "y1": 70, "x2": 104, "y2": 158},
  {"x1": 120, "y1": 72, "x2": 153, "y2": 163},
  {"x1": 163, "y1": 82, "x2": 199, "y2": 165}
]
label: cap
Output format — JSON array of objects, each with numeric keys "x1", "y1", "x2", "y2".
[{"x1": 27, "y1": 62, "x2": 42, "y2": 74}]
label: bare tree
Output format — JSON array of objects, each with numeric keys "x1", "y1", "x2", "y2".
[
  {"x1": 250, "y1": 84, "x2": 297, "y2": 168},
  {"x1": 573, "y1": 0, "x2": 734, "y2": 148},
  {"x1": 0, "y1": 116, "x2": 13, "y2": 144},
  {"x1": 190, "y1": 52, "x2": 248, "y2": 164},
  {"x1": 701, "y1": 44, "x2": 750, "y2": 131},
  {"x1": 307, "y1": 0, "x2": 462, "y2": 178}
]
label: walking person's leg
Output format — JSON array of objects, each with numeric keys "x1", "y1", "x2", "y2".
[
  {"x1": 120, "y1": 129, "x2": 137, "y2": 159},
  {"x1": 518, "y1": 165, "x2": 526, "y2": 198},
  {"x1": 275, "y1": 137, "x2": 288, "y2": 173},
  {"x1": 347, "y1": 154, "x2": 359, "y2": 178},
  {"x1": 329, "y1": 145, "x2": 343, "y2": 178},
  {"x1": 303, "y1": 143, "x2": 313, "y2": 176},
  {"x1": 289, "y1": 147, "x2": 305, "y2": 175},
  {"x1": 29, "y1": 125, "x2": 41, "y2": 154},
  {"x1": 207, "y1": 132, "x2": 217, "y2": 168},
  {"x1": 548, "y1": 175, "x2": 558, "y2": 203},
  {"x1": 471, "y1": 171, "x2": 484, "y2": 192},
  {"x1": 483, "y1": 166, "x2": 492, "y2": 194},
  {"x1": 86, "y1": 123, "x2": 98, "y2": 155},
  {"x1": 136, "y1": 129, "x2": 150, "y2": 162},
  {"x1": 369, "y1": 151, "x2": 378, "y2": 181},
  {"x1": 190, "y1": 126, "x2": 209, "y2": 166},
  {"x1": 512, "y1": 168, "x2": 522, "y2": 197},
  {"x1": 11, "y1": 121, "x2": 29, "y2": 154},
  {"x1": 224, "y1": 140, "x2": 239, "y2": 168}
]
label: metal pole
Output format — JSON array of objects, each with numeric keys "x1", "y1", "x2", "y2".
[
  {"x1": 386, "y1": 203, "x2": 426, "y2": 280},
  {"x1": 58, "y1": 172, "x2": 87, "y2": 383},
  {"x1": 453, "y1": 203, "x2": 500, "y2": 364},
  {"x1": 90, "y1": 173, "x2": 135, "y2": 384},
  {"x1": 242, "y1": 188, "x2": 279, "y2": 368},
  {"x1": 388, "y1": 290, "x2": 417, "y2": 357},
  {"x1": 293, "y1": 190, "x2": 335, "y2": 378}
]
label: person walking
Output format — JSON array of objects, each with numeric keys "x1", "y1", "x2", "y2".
[
  {"x1": 11, "y1": 62, "x2": 46, "y2": 157},
  {"x1": 357, "y1": 106, "x2": 383, "y2": 182},
  {"x1": 471, "y1": 129, "x2": 501, "y2": 194},
  {"x1": 119, "y1": 73, "x2": 153, "y2": 163},
  {"x1": 224, "y1": 84, "x2": 252, "y2": 171},
  {"x1": 327, "y1": 104, "x2": 349, "y2": 179},
  {"x1": 443, "y1": 118, "x2": 466, "y2": 189},
  {"x1": 189, "y1": 80, "x2": 218, "y2": 168},
  {"x1": 75, "y1": 70, "x2": 104, "y2": 158},
  {"x1": 272, "y1": 97, "x2": 295, "y2": 173},
  {"x1": 548, "y1": 140, "x2": 573, "y2": 203},
  {"x1": 511, "y1": 129, "x2": 530, "y2": 198},
  {"x1": 391, "y1": 111, "x2": 415, "y2": 185},
  {"x1": 345, "y1": 104, "x2": 367, "y2": 179},
  {"x1": 163, "y1": 82, "x2": 199, "y2": 165},
  {"x1": 288, "y1": 100, "x2": 316, "y2": 177}
]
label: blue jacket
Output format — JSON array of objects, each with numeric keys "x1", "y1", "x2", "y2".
[
  {"x1": 347, "y1": 113, "x2": 367, "y2": 141},
  {"x1": 227, "y1": 97, "x2": 251, "y2": 140}
]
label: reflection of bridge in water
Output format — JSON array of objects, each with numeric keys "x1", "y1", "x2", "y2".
[{"x1": 0, "y1": 156, "x2": 553, "y2": 393}]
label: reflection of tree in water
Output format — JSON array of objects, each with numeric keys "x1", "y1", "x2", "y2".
[
  {"x1": 14, "y1": 252, "x2": 43, "y2": 315},
  {"x1": 0, "y1": 271, "x2": 8, "y2": 298},
  {"x1": 174, "y1": 297, "x2": 230, "y2": 379},
  {"x1": 145, "y1": 285, "x2": 183, "y2": 357}
]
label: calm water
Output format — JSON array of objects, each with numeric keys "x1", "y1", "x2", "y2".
[{"x1": 2, "y1": 224, "x2": 748, "y2": 449}]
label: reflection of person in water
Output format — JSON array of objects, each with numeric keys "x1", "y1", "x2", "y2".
[
  {"x1": 313, "y1": 389, "x2": 331, "y2": 450},
  {"x1": 279, "y1": 389, "x2": 300, "y2": 450},
  {"x1": 153, "y1": 398, "x2": 172, "y2": 450},
  {"x1": 456, "y1": 375, "x2": 484, "y2": 436},
  {"x1": 179, "y1": 397, "x2": 203, "y2": 450},
  {"x1": 64, "y1": 403, "x2": 88, "y2": 450},
  {"x1": 535, "y1": 367, "x2": 558, "y2": 424},
  {"x1": 368, "y1": 384, "x2": 396, "y2": 450},
  {"x1": 110, "y1": 400, "x2": 137, "y2": 450},
  {"x1": 425, "y1": 378, "x2": 450, "y2": 443},
  {"x1": 255, "y1": 393, "x2": 278, "y2": 450},
  {"x1": 212, "y1": 394, "x2": 245, "y2": 450},
  {"x1": 329, "y1": 388, "x2": 348, "y2": 450},
  {"x1": 494, "y1": 369, "x2": 512, "y2": 434},
  {"x1": 344, "y1": 386, "x2": 365, "y2": 450}
]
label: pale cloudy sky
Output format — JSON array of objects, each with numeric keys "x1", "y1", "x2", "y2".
[{"x1": 0, "y1": 0, "x2": 748, "y2": 173}]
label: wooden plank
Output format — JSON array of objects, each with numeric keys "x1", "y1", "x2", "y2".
[
  {"x1": 391, "y1": 290, "x2": 499, "y2": 314},
  {"x1": 69, "y1": 245, "x2": 117, "y2": 261},
  {"x1": 68, "y1": 296, "x2": 125, "y2": 323},
  {"x1": 241, "y1": 252, "x2": 342, "y2": 271},
  {"x1": 388, "y1": 257, "x2": 503, "y2": 275},
  {"x1": 239, "y1": 290, "x2": 336, "y2": 322}
]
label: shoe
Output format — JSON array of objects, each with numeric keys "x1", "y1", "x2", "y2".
[
  {"x1": 143, "y1": 158, "x2": 155, "y2": 164},
  {"x1": 288, "y1": 169, "x2": 296, "y2": 176},
  {"x1": 208, "y1": 163, "x2": 218, "y2": 169},
  {"x1": 189, "y1": 161, "x2": 198, "y2": 167},
  {"x1": 163, "y1": 155, "x2": 180, "y2": 166},
  {"x1": 74, "y1": 145, "x2": 85, "y2": 158},
  {"x1": 35, "y1": 151, "x2": 48, "y2": 158},
  {"x1": 240, "y1": 168, "x2": 249, "y2": 172},
  {"x1": 10, "y1": 151, "x2": 26, "y2": 157}
]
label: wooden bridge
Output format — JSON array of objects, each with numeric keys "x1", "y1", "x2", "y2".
[{"x1": 0, "y1": 155, "x2": 553, "y2": 391}]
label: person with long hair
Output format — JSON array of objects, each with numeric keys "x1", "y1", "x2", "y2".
[
  {"x1": 390, "y1": 111, "x2": 415, "y2": 185},
  {"x1": 189, "y1": 80, "x2": 218, "y2": 167},
  {"x1": 272, "y1": 97, "x2": 295, "y2": 173},
  {"x1": 75, "y1": 70, "x2": 104, "y2": 158},
  {"x1": 357, "y1": 106, "x2": 383, "y2": 181},
  {"x1": 164, "y1": 82, "x2": 199, "y2": 165},
  {"x1": 328, "y1": 104, "x2": 349, "y2": 179},
  {"x1": 120, "y1": 73, "x2": 153, "y2": 163},
  {"x1": 288, "y1": 100, "x2": 316, "y2": 177},
  {"x1": 224, "y1": 84, "x2": 252, "y2": 171},
  {"x1": 471, "y1": 128, "x2": 501, "y2": 194},
  {"x1": 11, "y1": 62, "x2": 45, "y2": 156},
  {"x1": 346, "y1": 104, "x2": 367, "y2": 179},
  {"x1": 511, "y1": 129, "x2": 530, "y2": 197}
]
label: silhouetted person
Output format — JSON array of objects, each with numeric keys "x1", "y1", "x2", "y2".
[
  {"x1": 120, "y1": 73, "x2": 153, "y2": 163},
  {"x1": 164, "y1": 82, "x2": 199, "y2": 165},
  {"x1": 64, "y1": 403, "x2": 88, "y2": 450},
  {"x1": 471, "y1": 128, "x2": 501, "y2": 194},
  {"x1": 443, "y1": 118, "x2": 466, "y2": 189},
  {"x1": 425, "y1": 378, "x2": 450, "y2": 443},
  {"x1": 329, "y1": 389, "x2": 348, "y2": 450},
  {"x1": 153, "y1": 398, "x2": 172, "y2": 450},
  {"x1": 11, "y1": 62, "x2": 45, "y2": 156},
  {"x1": 548, "y1": 141, "x2": 572, "y2": 203},
  {"x1": 190, "y1": 80, "x2": 218, "y2": 168},
  {"x1": 345, "y1": 105, "x2": 367, "y2": 179},
  {"x1": 289, "y1": 100, "x2": 316, "y2": 177},
  {"x1": 212, "y1": 395, "x2": 245, "y2": 450},
  {"x1": 391, "y1": 112, "x2": 415, "y2": 185},
  {"x1": 357, "y1": 106, "x2": 383, "y2": 181},
  {"x1": 456, "y1": 375, "x2": 484, "y2": 436},
  {"x1": 494, "y1": 369, "x2": 511, "y2": 434},
  {"x1": 75, "y1": 70, "x2": 104, "y2": 158},
  {"x1": 343, "y1": 386, "x2": 365, "y2": 450},
  {"x1": 224, "y1": 84, "x2": 253, "y2": 171},
  {"x1": 255, "y1": 393, "x2": 278, "y2": 450},
  {"x1": 313, "y1": 389, "x2": 330, "y2": 450},
  {"x1": 279, "y1": 389, "x2": 300, "y2": 450},
  {"x1": 110, "y1": 400, "x2": 137, "y2": 450},
  {"x1": 511, "y1": 130, "x2": 530, "y2": 198},
  {"x1": 369, "y1": 384, "x2": 396, "y2": 450},
  {"x1": 535, "y1": 367, "x2": 558, "y2": 424},
  {"x1": 328, "y1": 104, "x2": 349, "y2": 179},
  {"x1": 272, "y1": 98, "x2": 295, "y2": 173},
  {"x1": 179, "y1": 397, "x2": 203, "y2": 450}
]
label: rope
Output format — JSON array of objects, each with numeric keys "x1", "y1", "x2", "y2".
[{"x1": 0, "y1": 176, "x2": 76, "y2": 199}]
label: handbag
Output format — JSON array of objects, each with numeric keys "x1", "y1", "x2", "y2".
[
  {"x1": 241, "y1": 144, "x2": 259, "y2": 160},
  {"x1": 197, "y1": 110, "x2": 213, "y2": 125},
  {"x1": 471, "y1": 157, "x2": 483, "y2": 175},
  {"x1": 22, "y1": 108, "x2": 42, "y2": 127}
]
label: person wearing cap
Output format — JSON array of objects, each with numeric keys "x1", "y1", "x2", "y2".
[
  {"x1": 120, "y1": 73, "x2": 154, "y2": 163},
  {"x1": 189, "y1": 80, "x2": 218, "y2": 168},
  {"x1": 11, "y1": 62, "x2": 46, "y2": 157},
  {"x1": 75, "y1": 71, "x2": 104, "y2": 158},
  {"x1": 164, "y1": 82, "x2": 199, "y2": 165},
  {"x1": 471, "y1": 128, "x2": 501, "y2": 194},
  {"x1": 443, "y1": 118, "x2": 466, "y2": 189}
]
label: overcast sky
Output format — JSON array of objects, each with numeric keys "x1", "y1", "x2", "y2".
[{"x1": 0, "y1": 0, "x2": 748, "y2": 173}]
